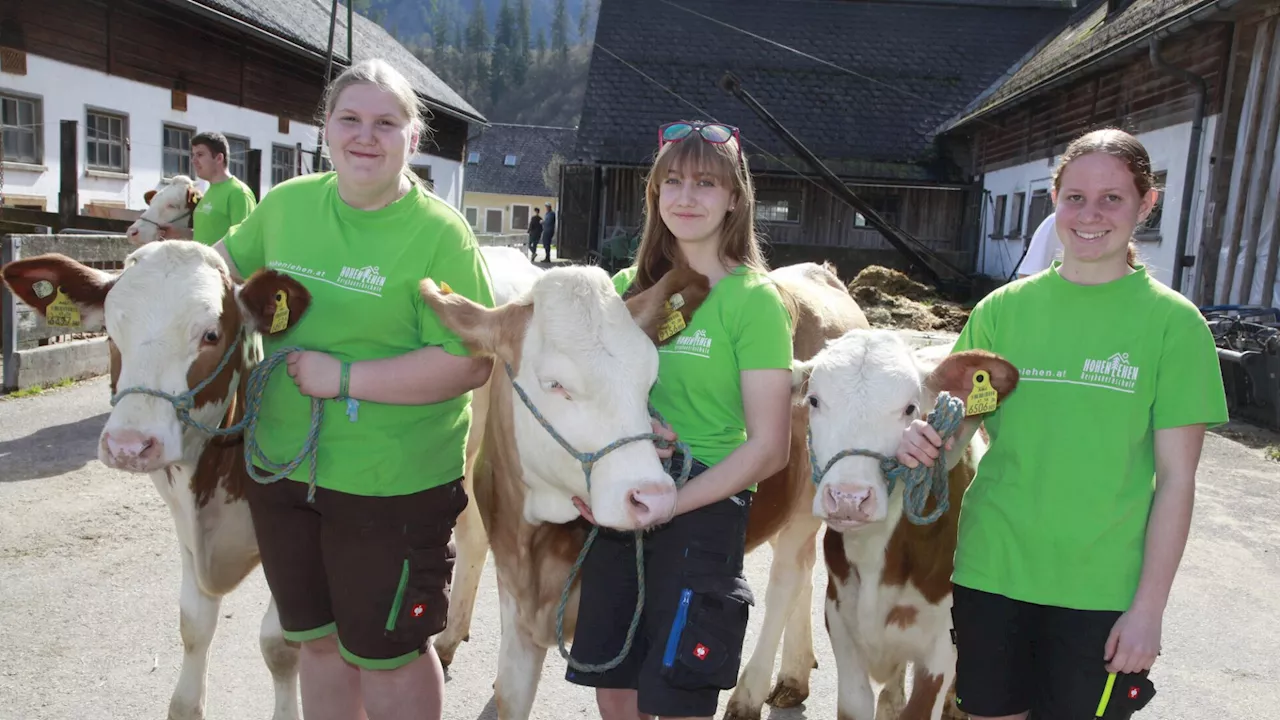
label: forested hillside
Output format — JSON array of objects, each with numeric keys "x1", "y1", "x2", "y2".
[{"x1": 354, "y1": 0, "x2": 596, "y2": 127}]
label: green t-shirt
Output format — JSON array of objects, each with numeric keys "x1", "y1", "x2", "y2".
[
  {"x1": 194, "y1": 176, "x2": 257, "y2": 246},
  {"x1": 225, "y1": 173, "x2": 496, "y2": 497},
  {"x1": 613, "y1": 265, "x2": 793, "y2": 475},
  {"x1": 951, "y1": 262, "x2": 1228, "y2": 611}
]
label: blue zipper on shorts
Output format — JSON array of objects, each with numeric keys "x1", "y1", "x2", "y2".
[{"x1": 662, "y1": 588, "x2": 693, "y2": 668}]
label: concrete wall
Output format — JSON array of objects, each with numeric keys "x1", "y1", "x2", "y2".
[
  {"x1": 1, "y1": 54, "x2": 466, "y2": 211},
  {"x1": 975, "y1": 116, "x2": 1218, "y2": 294}
]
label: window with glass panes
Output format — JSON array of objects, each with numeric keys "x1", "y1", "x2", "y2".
[
  {"x1": 163, "y1": 124, "x2": 192, "y2": 177},
  {"x1": 272, "y1": 145, "x2": 296, "y2": 186},
  {"x1": 1, "y1": 92, "x2": 41, "y2": 163},
  {"x1": 227, "y1": 136, "x2": 249, "y2": 182},
  {"x1": 86, "y1": 110, "x2": 127, "y2": 172}
]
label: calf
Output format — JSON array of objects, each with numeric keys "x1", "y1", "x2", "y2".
[
  {"x1": 423, "y1": 261, "x2": 869, "y2": 720},
  {"x1": 127, "y1": 175, "x2": 202, "y2": 245},
  {"x1": 2, "y1": 242, "x2": 309, "y2": 720},
  {"x1": 792, "y1": 330, "x2": 1017, "y2": 720}
]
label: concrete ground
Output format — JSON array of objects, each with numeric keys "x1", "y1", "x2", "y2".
[{"x1": 0, "y1": 377, "x2": 1277, "y2": 719}]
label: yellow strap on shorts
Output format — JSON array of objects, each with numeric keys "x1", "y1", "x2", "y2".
[{"x1": 1095, "y1": 672, "x2": 1118, "y2": 717}]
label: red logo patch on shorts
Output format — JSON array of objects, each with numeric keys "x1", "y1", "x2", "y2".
[
  {"x1": 1128, "y1": 686, "x2": 1140, "y2": 700},
  {"x1": 693, "y1": 643, "x2": 709, "y2": 660},
  {"x1": 412, "y1": 603, "x2": 426, "y2": 618}
]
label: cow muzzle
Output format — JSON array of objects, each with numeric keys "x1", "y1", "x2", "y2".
[
  {"x1": 100, "y1": 428, "x2": 166, "y2": 473},
  {"x1": 625, "y1": 480, "x2": 678, "y2": 530},
  {"x1": 821, "y1": 482, "x2": 884, "y2": 529}
]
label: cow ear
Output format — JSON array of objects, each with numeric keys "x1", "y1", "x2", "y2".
[
  {"x1": 0, "y1": 253, "x2": 112, "y2": 331},
  {"x1": 186, "y1": 186, "x2": 202, "y2": 211},
  {"x1": 790, "y1": 357, "x2": 814, "y2": 406},
  {"x1": 624, "y1": 265, "x2": 711, "y2": 345},
  {"x1": 237, "y1": 269, "x2": 312, "y2": 335},
  {"x1": 420, "y1": 277, "x2": 531, "y2": 364},
  {"x1": 923, "y1": 349, "x2": 1019, "y2": 415},
  {"x1": 144, "y1": 190, "x2": 157, "y2": 205}
]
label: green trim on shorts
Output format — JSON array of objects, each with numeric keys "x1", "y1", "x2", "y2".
[
  {"x1": 282, "y1": 621, "x2": 337, "y2": 643},
  {"x1": 385, "y1": 559, "x2": 411, "y2": 632},
  {"x1": 338, "y1": 638, "x2": 422, "y2": 670}
]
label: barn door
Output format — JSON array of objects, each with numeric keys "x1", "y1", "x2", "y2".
[{"x1": 556, "y1": 164, "x2": 598, "y2": 261}]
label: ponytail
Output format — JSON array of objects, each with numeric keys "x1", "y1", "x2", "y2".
[{"x1": 1126, "y1": 242, "x2": 1138, "y2": 268}]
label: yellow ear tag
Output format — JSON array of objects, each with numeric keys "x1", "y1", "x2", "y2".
[
  {"x1": 270, "y1": 290, "x2": 290, "y2": 334},
  {"x1": 45, "y1": 287, "x2": 81, "y2": 328},
  {"x1": 657, "y1": 300, "x2": 686, "y2": 342},
  {"x1": 439, "y1": 280, "x2": 454, "y2": 295},
  {"x1": 966, "y1": 369, "x2": 998, "y2": 416}
]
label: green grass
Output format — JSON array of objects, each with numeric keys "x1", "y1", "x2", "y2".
[
  {"x1": 1266, "y1": 445, "x2": 1280, "y2": 463},
  {"x1": 4, "y1": 377, "x2": 74, "y2": 399}
]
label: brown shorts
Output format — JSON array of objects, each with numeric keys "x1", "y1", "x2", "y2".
[{"x1": 245, "y1": 474, "x2": 468, "y2": 670}]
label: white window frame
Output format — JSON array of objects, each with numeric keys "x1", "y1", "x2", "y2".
[
  {"x1": 511, "y1": 203, "x2": 531, "y2": 230},
  {"x1": 484, "y1": 207, "x2": 504, "y2": 234},
  {"x1": 163, "y1": 122, "x2": 194, "y2": 178},
  {"x1": 271, "y1": 144, "x2": 296, "y2": 186},
  {"x1": 226, "y1": 134, "x2": 250, "y2": 183},
  {"x1": 464, "y1": 206, "x2": 479, "y2": 229},
  {"x1": 85, "y1": 107, "x2": 129, "y2": 173}
]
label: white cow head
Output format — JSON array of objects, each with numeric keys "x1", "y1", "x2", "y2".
[
  {"x1": 792, "y1": 329, "x2": 1017, "y2": 530},
  {"x1": 126, "y1": 175, "x2": 203, "y2": 245},
  {"x1": 1, "y1": 242, "x2": 309, "y2": 473},
  {"x1": 422, "y1": 264, "x2": 711, "y2": 531}
]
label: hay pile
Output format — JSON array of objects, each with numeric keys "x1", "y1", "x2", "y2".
[{"x1": 848, "y1": 266, "x2": 971, "y2": 333}]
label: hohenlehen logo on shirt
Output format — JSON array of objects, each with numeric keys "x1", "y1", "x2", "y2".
[
  {"x1": 663, "y1": 328, "x2": 712, "y2": 359},
  {"x1": 338, "y1": 265, "x2": 388, "y2": 296},
  {"x1": 1080, "y1": 352, "x2": 1140, "y2": 392},
  {"x1": 197, "y1": 202, "x2": 214, "y2": 214}
]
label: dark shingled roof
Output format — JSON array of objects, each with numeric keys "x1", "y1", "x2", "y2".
[
  {"x1": 190, "y1": 0, "x2": 485, "y2": 124},
  {"x1": 465, "y1": 124, "x2": 578, "y2": 196},
  {"x1": 941, "y1": 0, "x2": 1222, "y2": 131},
  {"x1": 576, "y1": 0, "x2": 1072, "y2": 182}
]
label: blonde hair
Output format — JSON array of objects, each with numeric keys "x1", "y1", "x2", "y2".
[
  {"x1": 320, "y1": 59, "x2": 432, "y2": 188},
  {"x1": 629, "y1": 125, "x2": 768, "y2": 294}
]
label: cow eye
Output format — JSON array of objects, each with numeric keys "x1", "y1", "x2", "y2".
[
  {"x1": 202, "y1": 330, "x2": 220, "y2": 345},
  {"x1": 808, "y1": 395, "x2": 819, "y2": 409},
  {"x1": 905, "y1": 403, "x2": 918, "y2": 416}
]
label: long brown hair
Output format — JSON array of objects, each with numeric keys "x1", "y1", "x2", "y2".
[
  {"x1": 1051, "y1": 128, "x2": 1156, "y2": 268},
  {"x1": 630, "y1": 124, "x2": 768, "y2": 293}
]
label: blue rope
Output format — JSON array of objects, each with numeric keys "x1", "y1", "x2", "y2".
[
  {"x1": 502, "y1": 363, "x2": 692, "y2": 673},
  {"x1": 110, "y1": 335, "x2": 338, "y2": 504},
  {"x1": 808, "y1": 390, "x2": 966, "y2": 526}
]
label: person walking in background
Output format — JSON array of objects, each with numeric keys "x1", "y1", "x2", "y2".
[
  {"x1": 528, "y1": 206, "x2": 544, "y2": 261},
  {"x1": 539, "y1": 201, "x2": 556, "y2": 262},
  {"x1": 160, "y1": 131, "x2": 257, "y2": 245}
]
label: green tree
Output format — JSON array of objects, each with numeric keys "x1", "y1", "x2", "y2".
[
  {"x1": 491, "y1": 0, "x2": 517, "y2": 104},
  {"x1": 535, "y1": 28, "x2": 548, "y2": 61},
  {"x1": 514, "y1": 0, "x2": 531, "y2": 85},
  {"x1": 551, "y1": 0, "x2": 569, "y2": 62},
  {"x1": 466, "y1": 1, "x2": 491, "y2": 102}
]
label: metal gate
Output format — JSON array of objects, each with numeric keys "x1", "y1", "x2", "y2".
[{"x1": 556, "y1": 164, "x2": 598, "y2": 262}]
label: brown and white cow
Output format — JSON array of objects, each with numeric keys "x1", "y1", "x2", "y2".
[
  {"x1": 421, "y1": 261, "x2": 869, "y2": 720},
  {"x1": 1, "y1": 241, "x2": 309, "y2": 720},
  {"x1": 791, "y1": 329, "x2": 1017, "y2": 720},
  {"x1": 127, "y1": 175, "x2": 203, "y2": 245}
]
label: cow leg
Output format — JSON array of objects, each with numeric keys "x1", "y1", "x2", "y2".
[
  {"x1": 493, "y1": 580, "x2": 547, "y2": 720},
  {"x1": 170, "y1": 545, "x2": 221, "y2": 720},
  {"x1": 873, "y1": 663, "x2": 907, "y2": 720},
  {"x1": 435, "y1": 473, "x2": 488, "y2": 667},
  {"x1": 259, "y1": 596, "x2": 301, "y2": 720},
  {"x1": 899, "y1": 636, "x2": 957, "y2": 720},
  {"x1": 772, "y1": 520, "x2": 819, "y2": 704},
  {"x1": 826, "y1": 591, "x2": 875, "y2": 720}
]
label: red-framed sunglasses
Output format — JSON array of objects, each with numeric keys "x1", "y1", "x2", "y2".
[{"x1": 658, "y1": 121, "x2": 741, "y2": 159}]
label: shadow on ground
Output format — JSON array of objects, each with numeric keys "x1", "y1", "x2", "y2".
[{"x1": 0, "y1": 412, "x2": 107, "y2": 483}]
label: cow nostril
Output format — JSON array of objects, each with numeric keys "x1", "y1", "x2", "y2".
[{"x1": 627, "y1": 490, "x2": 650, "y2": 511}]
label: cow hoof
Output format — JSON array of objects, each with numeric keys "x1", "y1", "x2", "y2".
[
  {"x1": 721, "y1": 704, "x2": 761, "y2": 720},
  {"x1": 765, "y1": 678, "x2": 809, "y2": 708}
]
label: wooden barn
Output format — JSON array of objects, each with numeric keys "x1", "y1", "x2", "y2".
[{"x1": 556, "y1": 0, "x2": 1072, "y2": 278}]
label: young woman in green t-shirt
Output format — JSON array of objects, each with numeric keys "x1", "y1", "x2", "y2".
[
  {"x1": 210, "y1": 60, "x2": 495, "y2": 720},
  {"x1": 563, "y1": 121, "x2": 795, "y2": 720},
  {"x1": 898, "y1": 129, "x2": 1227, "y2": 719}
]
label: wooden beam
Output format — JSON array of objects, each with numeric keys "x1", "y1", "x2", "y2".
[
  {"x1": 58, "y1": 120, "x2": 78, "y2": 224},
  {"x1": 0, "y1": 208, "x2": 132, "y2": 233}
]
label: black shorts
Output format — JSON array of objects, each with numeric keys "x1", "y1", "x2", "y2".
[
  {"x1": 565, "y1": 458, "x2": 754, "y2": 718},
  {"x1": 951, "y1": 584, "x2": 1157, "y2": 719},
  {"x1": 245, "y1": 474, "x2": 468, "y2": 670}
]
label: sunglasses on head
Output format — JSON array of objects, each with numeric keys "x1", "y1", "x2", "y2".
[{"x1": 658, "y1": 121, "x2": 741, "y2": 159}]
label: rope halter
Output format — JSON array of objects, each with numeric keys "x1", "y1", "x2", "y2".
[
  {"x1": 807, "y1": 390, "x2": 966, "y2": 526},
  {"x1": 501, "y1": 361, "x2": 694, "y2": 674},
  {"x1": 109, "y1": 331, "x2": 246, "y2": 437}
]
